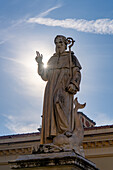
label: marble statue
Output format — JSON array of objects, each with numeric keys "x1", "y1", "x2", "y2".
[
  {"x1": 9, "y1": 36, "x2": 98, "y2": 170},
  {"x1": 35, "y1": 35, "x2": 86, "y2": 155}
]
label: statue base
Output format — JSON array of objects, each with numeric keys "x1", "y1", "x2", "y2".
[{"x1": 9, "y1": 151, "x2": 99, "y2": 170}]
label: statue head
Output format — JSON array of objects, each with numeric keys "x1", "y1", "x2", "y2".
[{"x1": 54, "y1": 35, "x2": 67, "y2": 54}]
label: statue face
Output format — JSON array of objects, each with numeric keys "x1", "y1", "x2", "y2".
[{"x1": 55, "y1": 37, "x2": 66, "y2": 54}]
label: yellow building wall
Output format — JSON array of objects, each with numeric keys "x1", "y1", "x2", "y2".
[
  {"x1": 1, "y1": 126, "x2": 113, "y2": 170},
  {"x1": 89, "y1": 156, "x2": 113, "y2": 170}
]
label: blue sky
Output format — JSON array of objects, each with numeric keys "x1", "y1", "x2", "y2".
[{"x1": 0, "y1": 0, "x2": 113, "y2": 136}]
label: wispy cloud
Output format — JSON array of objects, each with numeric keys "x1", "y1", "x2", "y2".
[
  {"x1": 38, "y1": 5, "x2": 61, "y2": 17},
  {"x1": 0, "y1": 40, "x2": 8, "y2": 45},
  {"x1": 4, "y1": 111, "x2": 41, "y2": 134},
  {"x1": 0, "y1": 56, "x2": 24, "y2": 65},
  {"x1": 27, "y1": 17, "x2": 113, "y2": 35},
  {"x1": 0, "y1": 16, "x2": 29, "y2": 46},
  {"x1": 91, "y1": 112, "x2": 113, "y2": 126},
  {"x1": 0, "y1": 5, "x2": 61, "y2": 46},
  {"x1": 0, "y1": 35, "x2": 49, "y2": 98}
]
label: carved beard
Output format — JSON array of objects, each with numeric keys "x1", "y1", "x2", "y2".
[{"x1": 56, "y1": 46, "x2": 65, "y2": 54}]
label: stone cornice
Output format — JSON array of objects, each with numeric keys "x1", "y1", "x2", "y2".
[
  {"x1": 86, "y1": 153, "x2": 113, "y2": 159},
  {"x1": 0, "y1": 139, "x2": 113, "y2": 156},
  {"x1": 0, "y1": 147, "x2": 32, "y2": 156},
  {"x1": 83, "y1": 139, "x2": 113, "y2": 149},
  {"x1": 1, "y1": 125, "x2": 113, "y2": 156},
  {"x1": 0, "y1": 139, "x2": 39, "y2": 146}
]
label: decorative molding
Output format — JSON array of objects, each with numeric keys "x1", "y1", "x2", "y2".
[
  {"x1": 0, "y1": 147, "x2": 32, "y2": 156},
  {"x1": 0, "y1": 140, "x2": 113, "y2": 156},
  {"x1": 83, "y1": 139, "x2": 113, "y2": 149}
]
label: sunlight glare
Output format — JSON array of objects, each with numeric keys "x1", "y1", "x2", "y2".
[
  {"x1": 44, "y1": 62, "x2": 47, "y2": 68},
  {"x1": 8, "y1": 36, "x2": 55, "y2": 97}
]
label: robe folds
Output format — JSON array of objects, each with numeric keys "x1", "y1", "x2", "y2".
[{"x1": 38, "y1": 51, "x2": 82, "y2": 144}]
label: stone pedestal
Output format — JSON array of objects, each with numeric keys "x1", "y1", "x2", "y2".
[{"x1": 9, "y1": 151, "x2": 99, "y2": 170}]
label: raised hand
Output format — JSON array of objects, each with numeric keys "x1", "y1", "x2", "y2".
[{"x1": 35, "y1": 51, "x2": 43, "y2": 64}]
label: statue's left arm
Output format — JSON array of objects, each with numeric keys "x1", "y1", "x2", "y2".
[{"x1": 67, "y1": 67, "x2": 81, "y2": 94}]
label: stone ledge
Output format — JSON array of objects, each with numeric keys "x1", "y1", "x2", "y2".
[{"x1": 9, "y1": 151, "x2": 99, "y2": 170}]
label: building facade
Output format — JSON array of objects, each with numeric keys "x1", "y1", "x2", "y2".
[{"x1": 0, "y1": 115, "x2": 113, "y2": 170}]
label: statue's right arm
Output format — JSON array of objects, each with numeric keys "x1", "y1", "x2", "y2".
[
  {"x1": 35, "y1": 51, "x2": 48, "y2": 81},
  {"x1": 37, "y1": 63, "x2": 48, "y2": 81}
]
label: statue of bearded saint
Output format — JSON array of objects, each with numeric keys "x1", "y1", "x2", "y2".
[{"x1": 35, "y1": 35, "x2": 85, "y2": 153}]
